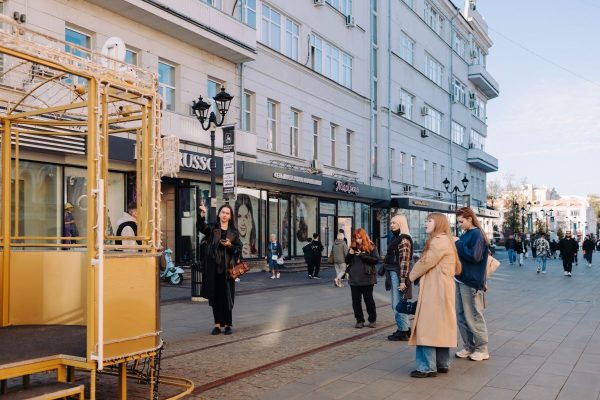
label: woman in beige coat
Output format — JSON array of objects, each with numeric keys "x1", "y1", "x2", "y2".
[{"x1": 408, "y1": 213, "x2": 461, "y2": 378}]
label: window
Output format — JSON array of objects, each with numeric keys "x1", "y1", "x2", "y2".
[
  {"x1": 410, "y1": 156, "x2": 416, "y2": 185},
  {"x1": 242, "y1": 91, "x2": 253, "y2": 132},
  {"x1": 330, "y1": 124, "x2": 337, "y2": 166},
  {"x1": 326, "y1": 0, "x2": 353, "y2": 15},
  {"x1": 399, "y1": 32, "x2": 414, "y2": 65},
  {"x1": 310, "y1": 34, "x2": 353, "y2": 89},
  {"x1": 432, "y1": 163, "x2": 438, "y2": 190},
  {"x1": 312, "y1": 118, "x2": 319, "y2": 160},
  {"x1": 400, "y1": 90, "x2": 414, "y2": 120},
  {"x1": 158, "y1": 61, "x2": 175, "y2": 111},
  {"x1": 424, "y1": 105, "x2": 441, "y2": 135},
  {"x1": 125, "y1": 49, "x2": 138, "y2": 65},
  {"x1": 403, "y1": 0, "x2": 414, "y2": 8},
  {"x1": 346, "y1": 130, "x2": 352, "y2": 170},
  {"x1": 424, "y1": 2, "x2": 444, "y2": 36},
  {"x1": 390, "y1": 148, "x2": 396, "y2": 180},
  {"x1": 471, "y1": 43, "x2": 486, "y2": 66},
  {"x1": 261, "y1": 4, "x2": 281, "y2": 51},
  {"x1": 290, "y1": 109, "x2": 300, "y2": 157},
  {"x1": 440, "y1": 165, "x2": 445, "y2": 188},
  {"x1": 452, "y1": 31, "x2": 467, "y2": 59},
  {"x1": 372, "y1": 116, "x2": 378, "y2": 176},
  {"x1": 470, "y1": 129, "x2": 485, "y2": 150},
  {"x1": 65, "y1": 27, "x2": 91, "y2": 84},
  {"x1": 240, "y1": 0, "x2": 256, "y2": 28},
  {"x1": 400, "y1": 152, "x2": 405, "y2": 182},
  {"x1": 285, "y1": 19, "x2": 299, "y2": 61},
  {"x1": 267, "y1": 101, "x2": 277, "y2": 151},
  {"x1": 452, "y1": 77, "x2": 467, "y2": 105},
  {"x1": 471, "y1": 94, "x2": 486, "y2": 121},
  {"x1": 207, "y1": 79, "x2": 219, "y2": 100},
  {"x1": 451, "y1": 121, "x2": 465, "y2": 146},
  {"x1": 425, "y1": 53, "x2": 443, "y2": 86},
  {"x1": 203, "y1": 0, "x2": 222, "y2": 9},
  {"x1": 423, "y1": 160, "x2": 429, "y2": 188}
]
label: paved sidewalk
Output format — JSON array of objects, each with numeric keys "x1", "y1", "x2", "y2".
[{"x1": 259, "y1": 251, "x2": 600, "y2": 400}]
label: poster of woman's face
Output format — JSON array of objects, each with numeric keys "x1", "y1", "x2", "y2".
[
  {"x1": 294, "y1": 196, "x2": 317, "y2": 255},
  {"x1": 235, "y1": 193, "x2": 258, "y2": 258}
]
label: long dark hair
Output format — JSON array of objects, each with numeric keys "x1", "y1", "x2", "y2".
[
  {"x1": 235, "y1": 194, "x2": 256, "y2": 251},
  {"x1": 217, "y1": 204, "x2": 237, "y2": 231},
  {"x1": 456, "y1": 207, "x2": 488, "y2": 244}
]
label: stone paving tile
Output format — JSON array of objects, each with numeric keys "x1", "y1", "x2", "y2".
[
  {"x1": 471, "y1": 386, "x2": 518, "y2": 400},
  {"x1": 343, "y1": 378, "x2": 411, "y2": 400},
  {"x1": 341, "y1": 367, "x2": 394, "y2": 384},
  {"x1": 487, "y1": 372, "x2": 530, "y2": 391},
  {"x1": 312, "y1": 379, "x2": 365, "y2": 399},
  {"x1": 527, "y1": 371, "x2": 568, "y2": 390},
  {"x1": 425, "y1": 387, "x2": 474, "y2": 400},
  {"x1": 556, "y1": 371, "x2": 600, "y2": 400}
]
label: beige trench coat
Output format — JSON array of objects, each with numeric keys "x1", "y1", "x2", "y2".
[{"x1": 408, "y1": 234, "x2": 458, "y2": 348}]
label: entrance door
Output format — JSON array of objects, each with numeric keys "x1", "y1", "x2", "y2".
[
  {"x1": 267, "y1": 195, "x2": 290, "y2": 258},
  {"x1": 319, "y1": 201, "x2": 337, "y2": 259},
  {"x1": 337, "y1": 217, "x2": 353, "y2": 242},
  {"x1": 176, "y1": 187, "x2": 199, "y2": 264}
]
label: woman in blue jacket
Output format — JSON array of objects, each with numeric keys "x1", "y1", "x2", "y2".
[{"x1": 454, "y1": 207, "x2": 489, "y2": 362}]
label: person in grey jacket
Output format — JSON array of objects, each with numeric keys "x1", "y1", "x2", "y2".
[
  {"x1": 332, "y1": 232, "x2": 349, "y2": 287},
  {"x1": 346, "y1": 228, "x2": 379, "y2": 328}
]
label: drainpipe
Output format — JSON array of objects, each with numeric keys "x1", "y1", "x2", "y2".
[
  {"x1": 387, "y1": 0, "x2": 392, "y2": 196},
  {"x1": 448, "y1": 9, "x2": 460, "y2": 187},
  {"x1": 238, "y1": 62, "x2": 244, "y2": 129}
]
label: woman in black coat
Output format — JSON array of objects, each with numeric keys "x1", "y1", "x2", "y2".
[
  {"x1": 199, "y1": 204, "x2": 242, "y2": 335},
  {"x1": 346, "y1": 228, "x2": 379, "y2": 329}
]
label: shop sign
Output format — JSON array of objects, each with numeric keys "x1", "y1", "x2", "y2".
[
  {"x1": 334, "y1": 180, "x2": 360, "y2": 195},
  {"x1": 412, "y1": 200, "x2": 430, "y2": 207},
  {"x1": 222, "y1": 127, "x2": 236, "y2": 197},
  {"x1": 273, "y1": 172, "x2": 322, "y2": 186},
  {"x1": 180, "y1": 152, "x2": 211, "y2": 172}
]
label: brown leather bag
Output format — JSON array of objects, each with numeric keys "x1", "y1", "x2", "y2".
[{"x1": 228, "y1": 260, "x2": 249, "y2": 280}]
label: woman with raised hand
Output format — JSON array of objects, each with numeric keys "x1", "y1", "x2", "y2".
[
  {"x1": 199, "y1": 204, "x2": 242, "y2": 335},
  {"x1": 408, "y1": 213, "x2": 461, "y2": 378},
  {"x1": 346, "y1": 228, "x2": 379, "y2": 328}
]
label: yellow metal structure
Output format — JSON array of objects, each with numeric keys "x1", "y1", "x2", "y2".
[{"x1": 0, "y1": 15, "x2": 192, "y2": 399}]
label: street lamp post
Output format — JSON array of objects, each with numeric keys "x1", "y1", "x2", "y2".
[
  {"x1": 191, "y1": 87, "x2": 234, "y2": 221},
  {"x1": 443, "y1": 175, "x2": 469, "y2": 236},
  {"x1": 520, "y1": 201, "x2": 531, "y2": 235},
  {"x1": 540, "y1": 208, "x2": 553, "y2": 234}
]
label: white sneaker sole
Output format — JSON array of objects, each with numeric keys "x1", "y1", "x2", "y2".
[
  {"x1": 455, "y1": 352, "x2": 471, "y2": 359},
  {"x1": 469, "y1": 354, "x2": 490, "y2": 361}
]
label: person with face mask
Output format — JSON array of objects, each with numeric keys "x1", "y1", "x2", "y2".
[{"x1": 558, "y1": 231, "x2": 578, "y2": 277}]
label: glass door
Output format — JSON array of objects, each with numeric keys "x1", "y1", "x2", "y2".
[
  {"x1": 176, "y1": 187, "x2": 198, "y2": 264},
  {"x1": 267, "y1": 194, "x2": 291, "y2": 258},
  {"x1": 319, "y1": 201, "x2": 337, "y2": 259},
  {"x1": 337, "y1": 217, "x2": 353, "y2": 242}
]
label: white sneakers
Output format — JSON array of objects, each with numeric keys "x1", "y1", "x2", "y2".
[
  {"x1": 455, "y1": 349, "x2": 471, "y2": 359},
  {"x1": 564, "y1": 271, "x2": 569, "y2": 276},
  {"x1": 469, "y1": 351, "x2": 490, "y2": 361},
  {"x1": 276, "y1": 272, "x2": 281, "y2": 278},
  {"x1": 456, "y1": 349, "x2": 489, "y2": 361}
]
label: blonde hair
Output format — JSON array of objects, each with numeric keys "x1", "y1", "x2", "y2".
[
  {"x1": 422, "y1": 213, "x2": 462, "y2": 275},
  {"x1": 391, "y1": 214, "x2": 411, "y2": 236}
]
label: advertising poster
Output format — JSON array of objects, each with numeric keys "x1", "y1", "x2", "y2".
[
  {"x1": 235, "y1": 189, "x2": 260, "y2": 258},
  {"x1": 294, "y1": 195, "x2": 317, "y2": 256}
]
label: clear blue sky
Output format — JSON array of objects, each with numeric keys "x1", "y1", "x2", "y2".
[{"x1": 477, "y1": 0, "x2": 600, "y2": 196}]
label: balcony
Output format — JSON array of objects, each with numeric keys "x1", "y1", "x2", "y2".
[
  {"x1": 468, "y1": 64, "x2": 499, "y2": 99},
  {"x1": 87, "y1": 0, "x2": 256, "y2": 63},
  {"x1": 162, "y1": 111, "x2": 257, "y2": 157},
  {"x1": 467, "y1": 147, "x2": 498, "y2": 173}
]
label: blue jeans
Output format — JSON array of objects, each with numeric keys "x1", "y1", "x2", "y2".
[
  {"x1": 456, "y1": 281, "x2": 488, "y2": 353},
  {"x1": 416, "y1": 346, "x2": 450, "y2": 373},
  {"x1": 507, "y1": 249, "x2": 516, "y2": 264},
  {"x1": 389, "y1": 271, "x2": 410, "y2": 331},
  {"x1": 537, "y1": 257, "x2": 547, "y2": 272}
]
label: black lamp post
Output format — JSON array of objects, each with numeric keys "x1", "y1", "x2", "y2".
[
  {"x1": 540, "y1": 208, "x2": 553, "y2": 233},
  {"x1": 520, "y1": 201, "x2": 531, "y2": 234},
  {"x1": 443, "y1": 175, "x2": 469, "y2": 236},
  {"x1": 191, "y1": 87, "x2": 234, "y2": 222}
]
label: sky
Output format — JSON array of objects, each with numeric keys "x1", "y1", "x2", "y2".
[{"x1": 476, "y1": 0, "x2": 600, "y2": 197}]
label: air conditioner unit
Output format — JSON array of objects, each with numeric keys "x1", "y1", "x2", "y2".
[
  {"x1": 313, "y1": 0, "x2": 325, "y2": 6},
  {"x1": 345, "y1": 14, "x2": 355, "y2": 27},
  {"x1": 420, "y1": 106, "x2": 429, "y2": 116},
  {"x1": 397, "y1": 103, "x2": 405, "y2": 115},
  {"x1": 311, "y1": 159, "x2": 323, "y2": 172},
  {"x1": 420, "y1": 129, "x2": 429, "y2": 138},
  {"x1": 469, "y1": 93, "x2": 476, "y2": 100},
  {"x1": 402, "y1": 185, "x2": 412, "y2": 193}
]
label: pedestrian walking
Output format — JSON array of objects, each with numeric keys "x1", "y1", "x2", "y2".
[
  {"x1": 407, "y1": 213, "x2": 461, "y2": 378},
  {"x1": 454, "y1": 207, "x2": 490, "y2": 362},
  {"x1": 550, "y1": 238, "x2": 559, "y2": 259},
  {"x1": 530, "y1": 234, "x2": 538, "y2": 259},
  {"x1": 266, "y1": 234, "x2": 283, "y2": 279},
  {"x1": 574, "y1": 239, "x2": 580, "y2": 266},
  {"x1": 384, "y1": 214, "x2": 414, "y2": 342},
  {"x1": 582, "y1": 234, "x2": 594, "y2": 268},
  {"x1": 558, "y1": 231, "x2": 578, "y2": 277},
  {"x1": 534, "y1": 233, "x2": 551, "y2": 274},
  {"x1": 515, "y1": 235, "x2": 526, "y2": 266},
  {"x1": 505, "y1": 234, "x2": 517, "y2": 265},
  {"x1": 303, "y1": 233, "x2": 324, "y2": 279},
  {"x1": 346, "y1": 228, "x2": 379, "y2": 329},
  {"x1": 198, "y1": 204, "x2": 242, "y2": 335},
  {"x1": 63, "y1": 202, "x2": 78, "y2": 245},
  {"x1": 331, "y1": 232, "x2": 349, "y2": 287}
]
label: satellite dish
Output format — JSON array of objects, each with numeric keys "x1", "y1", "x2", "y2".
[{"x1": 101, "y1": 37, "x2": 126, "y2": 66}]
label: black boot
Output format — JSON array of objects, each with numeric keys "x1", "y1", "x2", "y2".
[{"x1": 387, "y1": 330, "x2": 403, "y2": 341}]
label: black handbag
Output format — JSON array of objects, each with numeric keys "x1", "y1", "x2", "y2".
[{"x1": 395, "y1": 296, "x2": 417, "y2": 315}]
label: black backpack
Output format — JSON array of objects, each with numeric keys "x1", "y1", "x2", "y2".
[{"x1": 116, "y1": 221, "x2": 141, "y2": 245}]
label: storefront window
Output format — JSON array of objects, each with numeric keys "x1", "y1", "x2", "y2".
[
  {"x1": 235, "y1": 188, "x2": 261, "y2": 259},
  {"x1": 293, "y1": 195, "x2": 317, "y2": 256},
  {"x1": 12, "y1": 161, "x2": 62, "y2": 240},
  {"x1": 106, "y1": 172, "x2": 125, "y2": 239}
]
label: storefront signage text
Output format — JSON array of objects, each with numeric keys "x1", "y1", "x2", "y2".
[
  {"x1": 412, "y1": 200, "x2": 430, "y2": 207},
  {"x1": 273, "y1": 172, "x2": 322, "y2": 186},
  {"x1": 180, "y1": 152, "x2": 211, "y2": 172},
  {"x1": 334, "y1": 180, "x2": 360, "y2": 195},
  {"x1": 222, "y1": 127, "x2": 236, "y2": 197}
]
